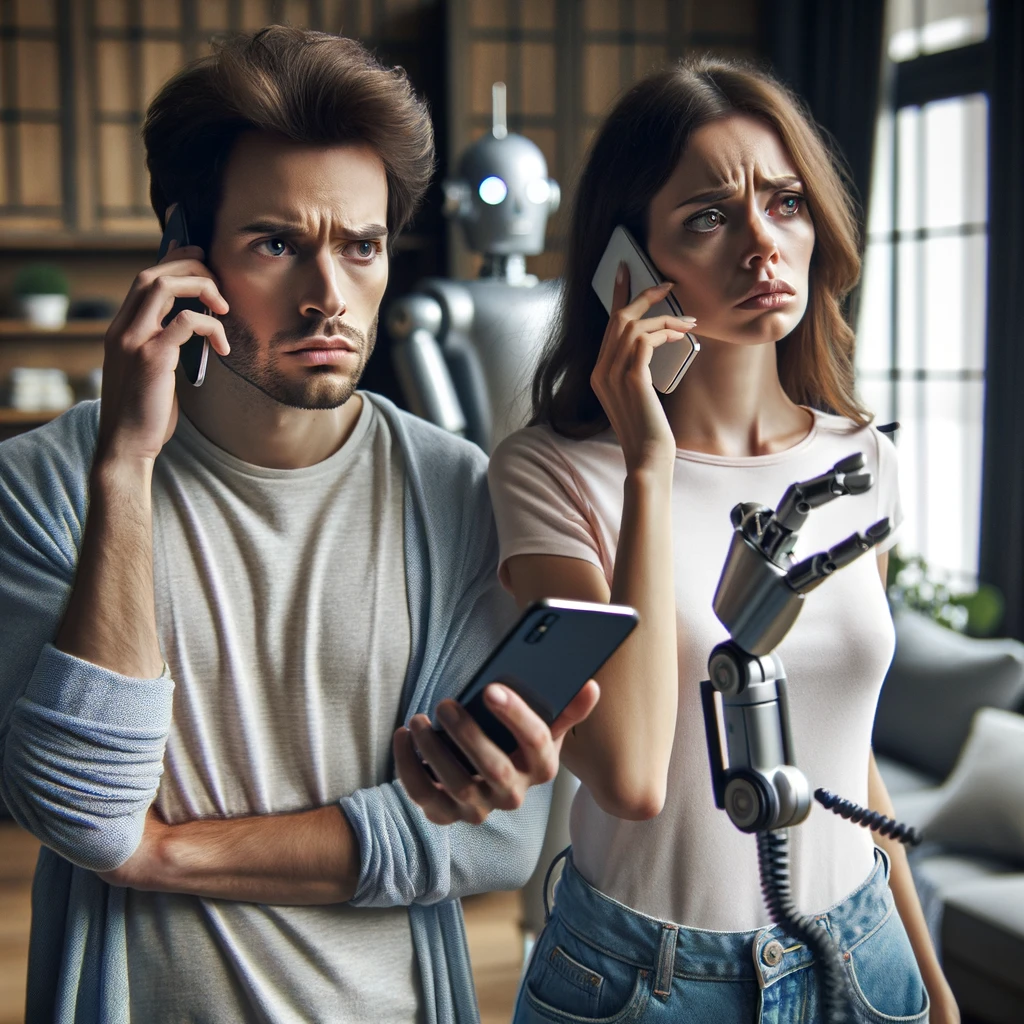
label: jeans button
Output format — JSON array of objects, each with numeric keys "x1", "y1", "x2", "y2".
[{"x1": 762, "y1": 939, "x2": 784, "y2": 967}]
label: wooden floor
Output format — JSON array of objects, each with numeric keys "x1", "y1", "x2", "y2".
[
  {"x1": 0, "y1": 821, "x2": 523, "y2": 1024},
  {"x1": 0, "y1": 824, "x2": 35, "y2": 1024}
]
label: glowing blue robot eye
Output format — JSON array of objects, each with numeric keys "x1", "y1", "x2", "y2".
[{"x1": 478, "y1": 176, "x2": 508, "y2": 205}]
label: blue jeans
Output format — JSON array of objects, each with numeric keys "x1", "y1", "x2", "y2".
[{"x1": 513, "y1": 847, "x2": 929, "y2": 1024}]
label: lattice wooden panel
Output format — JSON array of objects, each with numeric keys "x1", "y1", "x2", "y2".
[{"x1": 0, "y1": 0, "x2": 70, "y2": 233}]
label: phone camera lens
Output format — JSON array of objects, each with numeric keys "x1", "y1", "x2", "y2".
[{"x1": 524, "y1": 612, "x2": 558, "y2": 644}]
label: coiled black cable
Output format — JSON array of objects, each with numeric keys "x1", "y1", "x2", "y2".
[
  {"x1": 756, "y1": 829, "x2": 852, "y2": 1024},
  {"x1": 814, "y1": 789, "x2": 923, "y2": 846}
]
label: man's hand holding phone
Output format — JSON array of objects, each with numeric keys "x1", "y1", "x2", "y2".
[
  {"x1": 393, "y1": 599, "x2": 636, "y2": 826},
  {"x1": 591, "y1": 263, "x2": 697, "y2": 474},
  {"x1": 393, "y1": 680, "x2": 600, "y2": 825},
  {"x1": 97, "y1": 209, "x2": 230, "y2": 467}
]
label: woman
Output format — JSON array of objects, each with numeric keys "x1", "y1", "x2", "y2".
[{"x1": 488, "y1": 58, "x2": 959, "y2": 1023}]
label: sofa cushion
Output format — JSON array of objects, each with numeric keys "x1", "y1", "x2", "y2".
[
  {"x1": 942, "y1": 876, "x2": 1024, "y2": 996},
  {"x1": 873, "y1": 611, "x2": 1024, "y2": 780},
  {"x1": 874, "y1": 753, "x2": 939, "y2": 795},
  {"x1": 891, "y1": 786, "x2": 947, "y2": 830},
  {"x1": 919, "y1": 708, "x2": 1024, "y2": 865},
  {"x1": 916, "y1": 852, "x2": 1018, "y2": 894}
]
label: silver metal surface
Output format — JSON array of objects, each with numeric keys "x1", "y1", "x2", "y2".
[
  {"x1": 704, "y1": 455, "x2": 884, "y2": 834},
  {"x1": 388, "y1": 83, "x2": 561, "y2": 451}
]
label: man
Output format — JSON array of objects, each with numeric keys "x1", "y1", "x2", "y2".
[{"x1": 0, "y1": 28, "x2": 596, "y2": 1023}]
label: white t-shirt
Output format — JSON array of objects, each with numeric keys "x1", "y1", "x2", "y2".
[
  {"x1": 488, "y1": 409, "x2": 902, "y2": 931},
  {"x1": 126, "y1": 396, "x2": 421, "y2": 1023}
]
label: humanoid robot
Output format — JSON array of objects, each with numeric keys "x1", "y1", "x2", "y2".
[
  {"x1": 387, "y1": 83, "x2": 561, "y2": 451},
  {"x1": 387, "y1": 85, "x2": 572, "y2": 944}
]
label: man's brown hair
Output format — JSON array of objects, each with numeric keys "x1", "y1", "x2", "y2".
[{"x1": 143, "y1": 26, "x2": 435, "y2": 250}]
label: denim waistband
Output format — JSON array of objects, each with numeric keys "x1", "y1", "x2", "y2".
[{"x1": 549, "y1": 846, "x2": 894, "y2": 990}]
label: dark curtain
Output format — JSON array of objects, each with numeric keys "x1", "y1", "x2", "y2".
[
  {"x1": 758, "y1": 0, "x2": 886, "y2": 248},
  {"x1": 979, "y1": 0, "x2": 1024, "y2": 641}
]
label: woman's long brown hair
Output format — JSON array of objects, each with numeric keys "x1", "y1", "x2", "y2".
[{"x1": 532, "y1": 56, "x2": 868, "y2": 437}]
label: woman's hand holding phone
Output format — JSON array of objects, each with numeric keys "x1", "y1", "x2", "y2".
[
  {"x1": 97, "y1": 231, "x2": 231, "y2": 467},
  {"x1": 591, "y1": 263, "x2": 696, "y2": 474},
  {"x1": 393, "y1": 680, "x2": 600, "y2": 826}
]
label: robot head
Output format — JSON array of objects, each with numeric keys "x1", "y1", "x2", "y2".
[{"x1": 443, "y1": 84, "x2": 560, "y2": 257}]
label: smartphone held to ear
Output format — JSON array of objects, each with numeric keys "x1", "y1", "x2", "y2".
[
  {"x1": 430, "y1": 598, "x2": 638, "y2": 776},
  {"x1": 158, "y1": 204, "x2": 211, "y2": 387},
  {"x1": 592, "y1": 224, "x2": 699, "y2": 394}
]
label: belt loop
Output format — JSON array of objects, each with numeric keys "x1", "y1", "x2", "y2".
[
  {"x1": 543, "y1": 846, "x2": 572, "y2": 923},
  {"x1": 653, "y1": 924, "x2": 678, "y2": 999}
]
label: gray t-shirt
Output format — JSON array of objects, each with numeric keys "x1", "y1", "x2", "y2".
[{"x1": 125, "y1": 396, "x2": 420, "y2": 1023}]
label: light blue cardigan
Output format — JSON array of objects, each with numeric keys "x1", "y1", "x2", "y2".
[{"x1": 0, "y1": 395, "x2": 550, "y2": 1023}]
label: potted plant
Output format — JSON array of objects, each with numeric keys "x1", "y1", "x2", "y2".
[
  {"x1": 12, "y1": 263, "x2": 71, "y2": 329},
  {"x1": 886, "y1": 548, "x2": 1004, "y2": 637}
]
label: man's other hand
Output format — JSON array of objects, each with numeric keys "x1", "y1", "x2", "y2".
[{"x1": 393, "y1": 681, "x2": 599, "y2": 825}]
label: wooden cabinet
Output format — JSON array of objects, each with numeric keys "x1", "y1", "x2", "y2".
[
  {"x1": 0, "y1": 0, "x2": 437, "y2": 246},
  {"x1": 0, "y1": 0, "x2": 70, "y2": 237}
]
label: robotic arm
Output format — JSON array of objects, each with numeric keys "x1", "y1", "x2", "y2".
[
  {"x1": 386, "y1": 293, "x2": 469, "y2": 439},
  {"x1": 700, "y1": 452, "x2": 918, "y2": 1024},
  {"x1": 701, "y1": 452, "x2": 891, "y2": 834}
]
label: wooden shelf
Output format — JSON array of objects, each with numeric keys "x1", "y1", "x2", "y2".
[
  {"x1": 0, "y1": 408, "x2": 62, "y2": 425},
  {"x1": 0, "y1": 320, "x2": 110, "y2": 338},
  {"x1": 0, "y1": 234, "x2": 160, "y2": 253}
]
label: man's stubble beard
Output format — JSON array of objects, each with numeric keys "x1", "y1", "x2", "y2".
[{"x1": 216, "y1": 310, "x2": 378, "y2": 410}]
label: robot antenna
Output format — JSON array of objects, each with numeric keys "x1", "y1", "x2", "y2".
[{"x1": 492, "y1": 82, "x2": 507, "y2": 140}]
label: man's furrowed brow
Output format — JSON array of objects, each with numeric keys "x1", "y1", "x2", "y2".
[
  {"x1": 236, "y1": 219, "x2": 389, "y2": 240},
  {"x1": 343, "y1": 224, "x2": 389, "y2": 241}
]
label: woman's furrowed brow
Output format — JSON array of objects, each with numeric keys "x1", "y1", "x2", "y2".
[
  {"x1": 674, "y1": 175, "x2": 803, "y2": 210},
  {"x1": 674, "y1": 186, "x2": 735, "y2": 209}
]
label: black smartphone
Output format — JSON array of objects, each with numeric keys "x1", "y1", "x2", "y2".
[
  {"x1": 432, "y1": 598, "x2": 639, "y2": 775},
  {"x1": 157, "y1": 203, "x2": 211, "y2": 387}
]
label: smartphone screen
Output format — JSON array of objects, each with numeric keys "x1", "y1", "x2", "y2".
[
  {"x1": 158, "y1": 204, "x2": 211, "y2": 387},
  {"x1": 591, "y1": 224, "x2": 699, "y2": 394}
]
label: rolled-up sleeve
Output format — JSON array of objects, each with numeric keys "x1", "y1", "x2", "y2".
[
  {"x1": 0, "y1": 404, "x2": 173, "y2": 872},
  {"x1": 4, "y1": 645, "x2": 174, "y2": 871}
]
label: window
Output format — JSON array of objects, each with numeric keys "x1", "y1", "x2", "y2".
[{"x1": 857, "y1": 0, "x2": 990, "y2": 586}]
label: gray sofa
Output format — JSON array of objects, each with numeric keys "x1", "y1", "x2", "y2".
[{"x1": 873, "y1": 610, "x2": 1024, "y2": 1024}]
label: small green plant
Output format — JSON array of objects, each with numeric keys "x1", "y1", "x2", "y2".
[
  {"x1": 886, "y1": 548, "x2": 1004, "y2": 637},
  {"x1": 13, "y1": 263, "x2": 70, "y2": 297}
]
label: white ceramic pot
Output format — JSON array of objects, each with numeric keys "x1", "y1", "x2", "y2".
[{"x1": 18, "y1": 293, "x2": 70, "y2": 330}]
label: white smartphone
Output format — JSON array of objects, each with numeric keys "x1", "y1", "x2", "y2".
[{"x1": 591, "y1": 224, "x2": 699, "y2": 393}]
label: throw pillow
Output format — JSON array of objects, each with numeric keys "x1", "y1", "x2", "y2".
[
  {"x1": 919, "y1": 708, "x2": 1024, "y2": 865},
  {"x1": 873, "y1": 611, "x2": 1024, "y2": 780}
]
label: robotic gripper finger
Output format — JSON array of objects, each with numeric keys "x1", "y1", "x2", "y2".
[
  {"x1": 864, "y1": 517, "x2": 892, "y2": 546},
  {"x1": 784, "y1": 518, "x2": 892, "y2": 594},
  {"x1": 834, "y1": 518, "x2": 892, "y2": 564},
  {"x1": 785, "y1": 552, "x2": 834, "y2": 593},
  {"x1": 771, "y1": 452, "x2": 872, "y2": 537}
]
